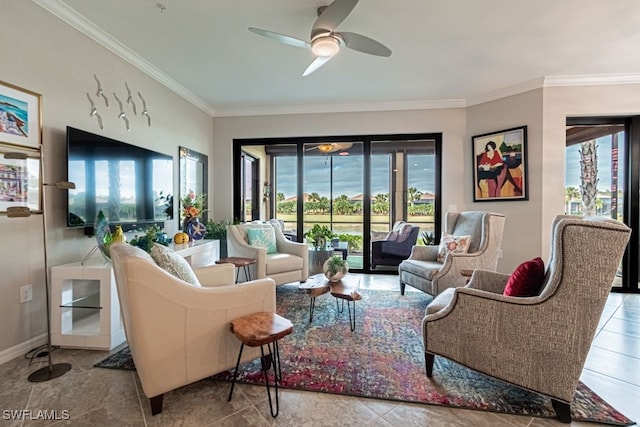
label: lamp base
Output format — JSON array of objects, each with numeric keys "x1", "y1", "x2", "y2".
[{"x1": 27, "y1": 363, "x2": 72, "y2": 383}]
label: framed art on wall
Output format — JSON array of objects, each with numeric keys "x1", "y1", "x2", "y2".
[
  {"x1": 0, "y1": 80, "x2": 42, "y2": 149},
  {"x1": 473, "y1": 126, "x2": 528, "y2": 202},
  {"x1": 0, "y1": 143, "x2": 41, "y2": 213}
]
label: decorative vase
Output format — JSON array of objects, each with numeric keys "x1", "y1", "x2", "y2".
[
  {"x1": 112, "y1": 225, "x2": 126, "y2": 244},
  {"x1": 315, "y1": 237, "x2": 326, "y2": 249},
  {"x1": 183, "y1": 217, "x2": 206, "y2": 241},
  {"x1": 323, "y1": 257, "x2": 349, "y2": 282}
]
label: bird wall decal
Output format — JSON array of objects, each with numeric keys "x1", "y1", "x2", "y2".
[
  {"x1": 113, "y1": 92, "x2": 130, "y2": 131},
  {"x1": 93, "y1": 74, "x2": 109, "y2": 107},
  {"x1": 86, "y1": 92, "x2": 103, "y2": 130},
  {"x1": 138, "y1": 92, "x2": 151, "y2": 127},
  {"x1": 125, "y1": 82, "x2": 137, "y2": 115}
]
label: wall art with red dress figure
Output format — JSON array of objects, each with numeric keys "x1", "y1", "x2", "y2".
[{"x1": 472, "y1": 126, "x2": 528, "y2": 202}]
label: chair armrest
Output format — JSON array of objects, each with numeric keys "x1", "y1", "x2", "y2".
[
  {"x1": 194, "y1": 263, "x2": 235, "y2": 287},
  {"x1": 424, "y1": 285, "x2": 540, "y2": 323},
  {"x1": 408, "y1": 245, "x2": 439, "y2": 261},
  {"x1": 277, "y1": 237, "x2": 308, "y2": 258},
  {"x1": 467, "y1": 269, "x2": 510, "y2": 294},
  {"x1": 273, "y1": 227, "x2": 309, "y2": 281}
]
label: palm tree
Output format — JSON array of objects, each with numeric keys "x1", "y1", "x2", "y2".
[
  {"x1": 333, "y1": 195, "x2": 352, "y2": 215},
  {"x1": 565, "y1": 186, "x2": 580, "y2": 214},
  {"x1": 373, "y1": 193, "x2": 389, "y2": 215},
  {"x1": 407, "y1": 187, "x2": 422, "y2": 207},
  {"x1": 595, "y1": 197, "x2": 604, "y2": 215}
]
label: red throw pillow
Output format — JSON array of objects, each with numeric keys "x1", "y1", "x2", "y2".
[{"x1": 503, "y1": 257, "x2": 545, "y2": 297}]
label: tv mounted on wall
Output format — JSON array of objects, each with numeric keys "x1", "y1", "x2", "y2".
[{"x1": 66, "y1": 126, "x2": 173, "y2": 233}]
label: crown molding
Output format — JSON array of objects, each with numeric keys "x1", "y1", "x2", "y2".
[
  {"x1": 466, "y1": 78, "x2": 545, "y2": 107},
  {"x1": 213, "y1": 98, "x2": 466, "y2": 117},
  {"x1": 33, "y1": 0, "x2": 216, "y2": 116},
  {"x1": 467, "y1": 74, "x2": 640, "y2": 107},
  {"x1": 544, "y1": 73, "x2": 640, "y2": 87}
]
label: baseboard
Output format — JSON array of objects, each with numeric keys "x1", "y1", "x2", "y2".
[{"x1": 0, "y1": 334, "x2": 47, "y2": 366}]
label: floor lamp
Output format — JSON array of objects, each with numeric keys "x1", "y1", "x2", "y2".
[{"x1": 4, "y1": 151, "x2": 75, "y2": 382}]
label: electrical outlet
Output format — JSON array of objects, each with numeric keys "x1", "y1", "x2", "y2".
[{"x1": 20, "y1": 285, "x2": 33, "y2": 303}]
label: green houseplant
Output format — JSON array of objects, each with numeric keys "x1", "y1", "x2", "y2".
[
  {"x1": 205, "y1": 218, "x2": 236, "y2": 258},
  {"x1": 323, "y1": 255, "x2": 349, "y2": 282},
  {"x1": 304, "y1": 224, "x2": 334, "y2": 249}
]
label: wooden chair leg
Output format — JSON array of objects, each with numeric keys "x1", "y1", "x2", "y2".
[
  {"x1": 551, "y1": 399, "x2": 571, "y2": 423},
  {"x1": 150, "y1": 394, "x2": 164, "y2": 415},
  {"x1": 425, "y1": 352, "x2": 434, "y2": 377}
]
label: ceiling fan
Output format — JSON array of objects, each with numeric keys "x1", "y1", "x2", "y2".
[
  {"x1": 306, "y1": 142, "x2": 353, "y2": 153},
  {"x1": 248, "y1": 0, "x2": 391, "y2": 76}
]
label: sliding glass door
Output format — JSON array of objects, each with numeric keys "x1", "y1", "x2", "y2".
[
  {"x1": 303, "y1": 142, "x2": 364, "y2": 268},
  {"x1": 234, "y1": 133, "x2": 441, "y2": 273},
  {"x1": 565, "y1": 117, "x2": 640, "y2": 292}
]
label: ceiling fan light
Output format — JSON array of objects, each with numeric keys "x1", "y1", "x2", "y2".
[
  {"x1": 317, "y1": 143, "x2": 334, "y2": 152},
  {"x1": 311, "y1": 36, "x2": 340, "y2": 57}
]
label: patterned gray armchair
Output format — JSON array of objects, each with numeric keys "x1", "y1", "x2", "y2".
[
  {"x1": 422, "y1": 215, "x2": 631, "y2": 423},
  {"x1": 398, "y1": 211, "x2": 505, "y2": 296}
]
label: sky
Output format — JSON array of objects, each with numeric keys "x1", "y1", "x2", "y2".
[
  {"x1": 274, "y1": 154, "x2": 435, "y2": 198},
  {"x1": 565, "y1": 134, "x2": 623, "y2": 191}
]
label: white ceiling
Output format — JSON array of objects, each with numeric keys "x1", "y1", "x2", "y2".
[{"x1": 38, "y1": 0, "x2": 640, "y2": 116}]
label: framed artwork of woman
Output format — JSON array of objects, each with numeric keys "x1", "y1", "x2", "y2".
[{"x1": 472, "y1": 126, "x2": 528, "y2": 202}]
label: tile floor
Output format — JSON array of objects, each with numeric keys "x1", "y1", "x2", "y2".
[{"x1": 1, "y1": 275, "x2": 638, "y2": 426}]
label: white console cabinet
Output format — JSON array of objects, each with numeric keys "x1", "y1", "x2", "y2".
[{"x1": 50, "y1": 239, "x2": 219, "y2": 350}]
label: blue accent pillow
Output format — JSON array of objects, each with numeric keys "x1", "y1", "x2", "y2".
[{"x1": 247, "y1": 227, "x2": 277, "y2": 254}]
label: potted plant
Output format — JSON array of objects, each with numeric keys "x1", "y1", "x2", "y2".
[
  {"x1": 129, "y1": 224, "x2": 169, "y2": 253},
  {"x1": 205, "y1": 218, "x2": 235, "y2": 258},
  {"x1": 304, "y1": 224, "x2": 334, "y2": 249},
  {"x1": 323, "y1": 255, "x2": 349, "y2": 282}
]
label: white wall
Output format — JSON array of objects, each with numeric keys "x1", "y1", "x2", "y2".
[
  {"x1": 467, "y1": 89, "x2": 544, "y2": 272},
  {"x1": 0, "y1": 1, "x2": 213, "y2": 356}
]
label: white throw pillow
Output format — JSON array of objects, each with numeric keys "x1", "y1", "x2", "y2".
[
  {"x1": 437, "y1": 233, "x2": 471, "y2": 263},
  {"x1": 150, "y1": 243, "x2": 201, "y2": 286}
]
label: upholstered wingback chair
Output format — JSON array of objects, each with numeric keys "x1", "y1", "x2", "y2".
[
  {"x1": 110, "y1": 243, "x2": 276, "y2": 415},
  {"x1": 227, "y1": 223, "x2": 308, "y2": 285},
  {"x1": 422, "y1": 215, "x2": 631, "y2": 423},
  {"x1": 398, "y1": 211, "x2": 505, "y2": 296},
  {"x1": 371, "y1": 223, "x2": 420, "y2": 269}
]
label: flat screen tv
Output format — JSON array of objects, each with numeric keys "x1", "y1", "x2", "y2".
[{"x1": 66, "y1": 126, "x2": 173, "y2": 232}]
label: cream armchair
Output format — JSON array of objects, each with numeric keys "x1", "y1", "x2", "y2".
[
  {"x1": 398, "y1": 211, "x2": 505, "y2": 296},
  {"x1": 422, "y1": 216, "x2": 631, "y2": 423},
  {"x1": 110, "y1": 243, "x2": 276, "y2": 416},
  {"x1": 227, "y1": 223, "x2": 308, "y2": 285}
]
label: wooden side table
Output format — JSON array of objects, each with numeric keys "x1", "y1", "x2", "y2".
[
  {"x1": 299, "y1": 274, "x2": 362, "y2": 331},
  {"x1": 330, "y1": 277, "x2": 362, "y2": 332},
  {"x1": 228, "y1": 312, "x2": 293, "y2": 418},
  {"x1": 215, "y1": 256, "x2": 257, "y2": 283}
]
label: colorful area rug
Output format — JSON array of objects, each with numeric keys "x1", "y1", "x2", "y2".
[{"x1": 95, "y1": 284, "x2": 634, "y2": 426}]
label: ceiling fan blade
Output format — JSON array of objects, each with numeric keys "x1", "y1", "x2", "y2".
[
  {"x1": 312, "y1": 0, "x2": 359, "y2": 37},
  {"x1": 339, "y1": 32, "x2": 392, "y2": 57},
  {"x1": 302, "y1": 56, "x2": 333, "y2": 77},
  {"x1": 248, "y1": 27, "x2": 310, "y2": 49}
]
